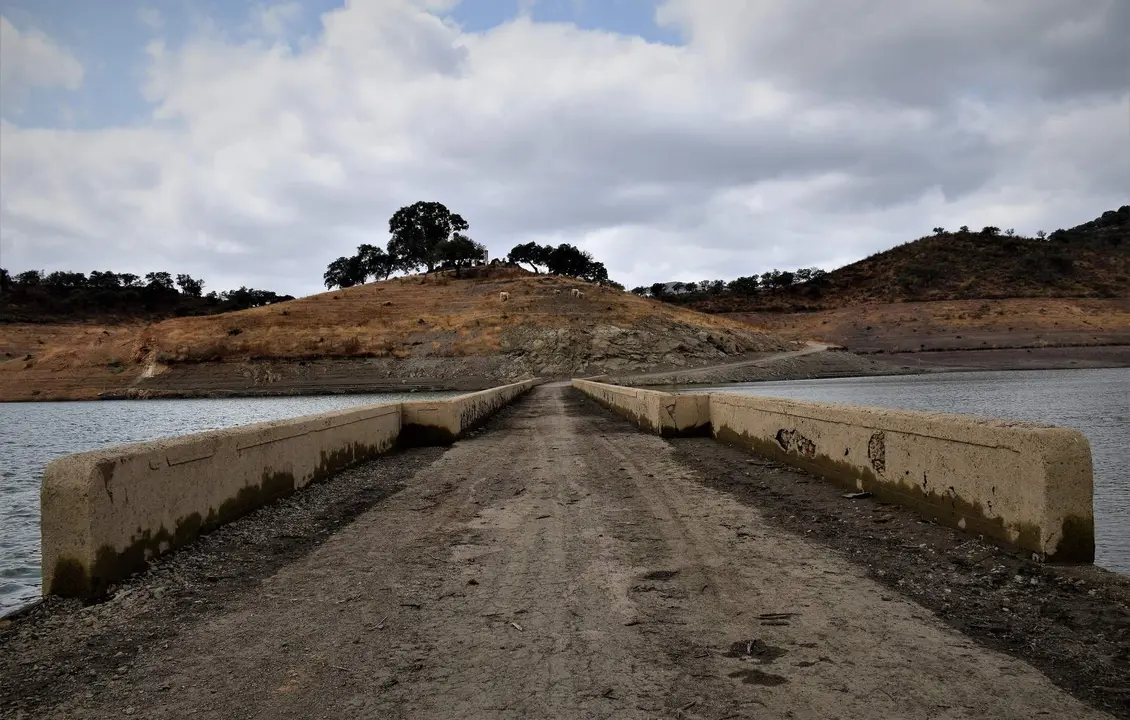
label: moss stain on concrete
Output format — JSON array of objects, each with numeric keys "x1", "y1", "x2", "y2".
[
  {"x1": 50, "y1": 439, "x2": 395, "y2": 600},
  {"x1": 714, "y1": 425, "x2": 1094, "y2": 564},
  {"x1": 583, "y1": 390, "x2": 711, "y2": 438}
]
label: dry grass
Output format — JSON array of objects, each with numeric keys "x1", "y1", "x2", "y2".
[
  {"x1": 0, "y1": 268, "x2": 780, "y2": 400},
  {"x1": 726, "y1": 298, "x2": 1130, "y2": 352}
]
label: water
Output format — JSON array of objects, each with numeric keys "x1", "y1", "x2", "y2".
[
  {"x1": 0, "y1": 391, "x2": 459, "y2": 615},
  {"x1": 685, "y1": 368, "x2": 1129, "y2": 574}
]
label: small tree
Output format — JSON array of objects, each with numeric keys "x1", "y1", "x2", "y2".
[
  {"x1": 440, "y1": 234, "x2": 487, "y2": 276},
  {"x1": 45, "y1": 271, "x2": 88, "y2": 290},
  {"x1": 649, "y1": 282, "x2": 667, "y2": 298},
  {"x1": 221, "y1": 287, "x2": 294, "y2": 310},
  {"x1": 118, "y1": 273, "x2": 141, "y2": 287},
  {"x1": 507, "y1": 242, "x2": 551, "y2": 273},
  {"x1": 15, "y1": 270, "x2": 43, "y2": 286},
  {"x1": 959, "y1": 225, "x2": 970, "y2": 233},
  {"x1": 357, "y1": 244, "x2": 398, "y2": 281},
  {"x1": 145, "y1": 271, "x2": 175, "y2": 290},
  {"x1": 631, "y1": 286, "x2": 649, "y2": 296},
  {"x1": 0, "y1": 268, "x2": 9, "y2": 294},
  {"x1": 728, "y1": 276, "x2": 760, "y2": 295},
  {"x1": 1036, "y1": 230, "x2": 1047, "y2": 240},
  {"x1": 545, "y1": 244, "x2": 592, "y2": 277},
  {"x1": 176, "y1": 274, "x2": 205, "y2": 297},
  {"x1": 932, "y1": 227, "x2": 945, "y2": 235},
  {"x1": 981, "y1": 226, "x2": 1001, "y2": 236},
  {"x1": 88, "y1": 271, "x2": 121, "y2": 289},
  {"x1": 323, "y1": 256, "x2": 367, "y2": 289}
]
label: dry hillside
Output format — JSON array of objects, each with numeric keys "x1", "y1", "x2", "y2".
[
  {"x1": 0, "y1": 268, "x2": 792, "y2": 401},
  {"x1": 727, "y1": 298, "x2": 1130, "y2": 353},
  {"x1": 689, "y1": 206, "x2": 1130, "y2": 313}
]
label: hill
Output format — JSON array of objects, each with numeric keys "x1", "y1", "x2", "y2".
[
  {"x1": 0, "y1": 267, "x2": 793, "y2": 401},
  {"x1": 680, "y1": 206, "x2": 1129, "y2": 313}
]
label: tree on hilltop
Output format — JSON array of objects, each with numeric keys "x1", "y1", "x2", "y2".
[
  {"x1": 507, "y1": 242, "x2": 551, "y2": 273},
  {"x1": 388, "y1": 201, "x2": 469, "y2": 273},
  {"x1": 440, "y1": 234, "x2": 488, "y2": 276},
  {"x1": 546, "y1": 244, "x2": 609, "y2": 282},
  {"x1": 357, "y1": 244, "x2": 398, "y2": 281},
  {"x1": 176, "y1": 274, "x2": 205, "y2": 297},
  {"x1": 323, "y1": 255, "x2": 368, "y2": 289},
  {"x1": 145, "y1": 271, "x2": 175, "y2": 290}
]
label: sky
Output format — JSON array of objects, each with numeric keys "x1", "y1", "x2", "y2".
[{"x1": 0, "y1": 0, "x2": 1127, "y2": 297}]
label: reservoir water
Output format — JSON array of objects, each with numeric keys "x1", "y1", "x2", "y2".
[
  {"x1": 0, "y1": 391, "x2": 458, "y2": 615},
  {"x1": 3, "y1": 371, "x2": 1126, "y2": 614},
  {"x1": 684, "y1": 367, "x2": 1129, "y2": 575}
]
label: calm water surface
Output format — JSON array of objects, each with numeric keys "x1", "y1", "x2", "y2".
[
  {"x1": 685, "y1": 368, "x2": 1129, "y2": 575},
  {"x1": 0, "y1": 392, "x2": 458, "y2": 615}
]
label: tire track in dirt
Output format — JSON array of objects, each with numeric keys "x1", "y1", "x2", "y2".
[{"x1": 4, "y1": 385, "x2": 1116, "y2": 719}]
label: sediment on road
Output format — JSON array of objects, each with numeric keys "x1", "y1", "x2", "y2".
[{"x1": 2, "y1": 385, "x2": 1126, "y2": 719}]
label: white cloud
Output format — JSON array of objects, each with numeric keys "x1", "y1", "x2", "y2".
[
  {"x1": 0, "y1": 1, "x2": 1125, "y2": 295},
  {"x1": 0, "y1": 16, "x2": 84, "y2": 101},
  {"x1": 247, "y1": 2, "x2": 303, "y2": 38}
]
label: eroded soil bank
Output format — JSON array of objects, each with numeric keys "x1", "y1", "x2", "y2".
[{"x1": 1, "y1": 386, "x2": 1126, "y2": 719}]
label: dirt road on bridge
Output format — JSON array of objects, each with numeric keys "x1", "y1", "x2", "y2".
[{"x1": 2, "y1": 385, "x2": 1124, "y2": 719}]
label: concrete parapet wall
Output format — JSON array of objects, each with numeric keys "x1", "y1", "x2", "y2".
[
  {"x1": 42, "y1": 380, "x2": 538, "y2": 599},
  {"x1": 400, "y1": 379, "x2": 541, "y2": 446},
  {"x1": 572, "y1": 380, "x2": 1094, "y2": 562},
  {"x1": 572, "y1": 380, "x2": 711, "y2": 438}
]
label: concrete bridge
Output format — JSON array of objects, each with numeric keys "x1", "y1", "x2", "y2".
[{"x1": 2, "y1": 381, "x2": 1124, "y2": 719}]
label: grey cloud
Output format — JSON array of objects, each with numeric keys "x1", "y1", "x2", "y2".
[
  {"x1": 658, "y1": 0, "x2": 1129, "y2": 108},
  {"x1": 2, "y1": 2, "x2": 1125, "y2": 297}
]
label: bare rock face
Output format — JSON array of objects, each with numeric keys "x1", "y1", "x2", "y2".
[{"x1": 499, "y1": 321, "x2": 785, "y2": 377}]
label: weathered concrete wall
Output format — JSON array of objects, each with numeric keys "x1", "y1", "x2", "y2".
[
  {"x1": 42, "y1": 380, "x2": 539, "y2": 600},
  {"x1": 572, "y1": 380, "x2": 1094, "y2": 562},
  {"x1": 710, "y1": 394, "x2": 1094, "y2": 563},
  {"x1": 400, "y1": 379, "x2": 541, "y2": 446},
  {"x1": 572, "y1": 380, "x2": 711, "y2": 438}
]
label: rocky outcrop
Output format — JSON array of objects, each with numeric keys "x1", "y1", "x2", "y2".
[{"x1": 500, "y1": 321, "x2": 788, "y2": 377}]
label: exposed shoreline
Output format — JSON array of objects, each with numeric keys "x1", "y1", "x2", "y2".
[
  {"x1": 625, "y1": 343, "x2": 1130, "y2": 387},
  {"x1": 5, "y1": 344, "x2": 1128, "y2": 402}
]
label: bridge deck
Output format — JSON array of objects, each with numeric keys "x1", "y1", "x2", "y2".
[{"x1": 1, "y1": 384, "x2": 1118, "y2": 719}]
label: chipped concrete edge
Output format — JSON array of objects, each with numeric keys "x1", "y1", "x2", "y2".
[
  {"x1": 41, "y1": 379, "x2": 541, "y2": 600},
  {"x1": 571, "y1": 380, "x2": 1094, "y2": 563}
]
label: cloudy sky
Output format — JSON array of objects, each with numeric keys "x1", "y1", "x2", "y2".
[{"x1": 1, "y1": 0, "x2": 1127, "y2": 297}]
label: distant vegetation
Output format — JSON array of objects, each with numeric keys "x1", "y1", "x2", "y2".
[
  {"x1": 630, "y1": 267, "x2": 828, "y2": 300},
  {"x1": 324, "y1": 201, "x2": 619, "y2": 289},
  {"x1": 642, "y1": 206, "x2": 1129, "y2": 313},
  {"x1": 0, "y1": 269, "x2": 293, "y2": 322},
  {"x1": 506, "y1": 241, "x2": 612, "y2": 285}
]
